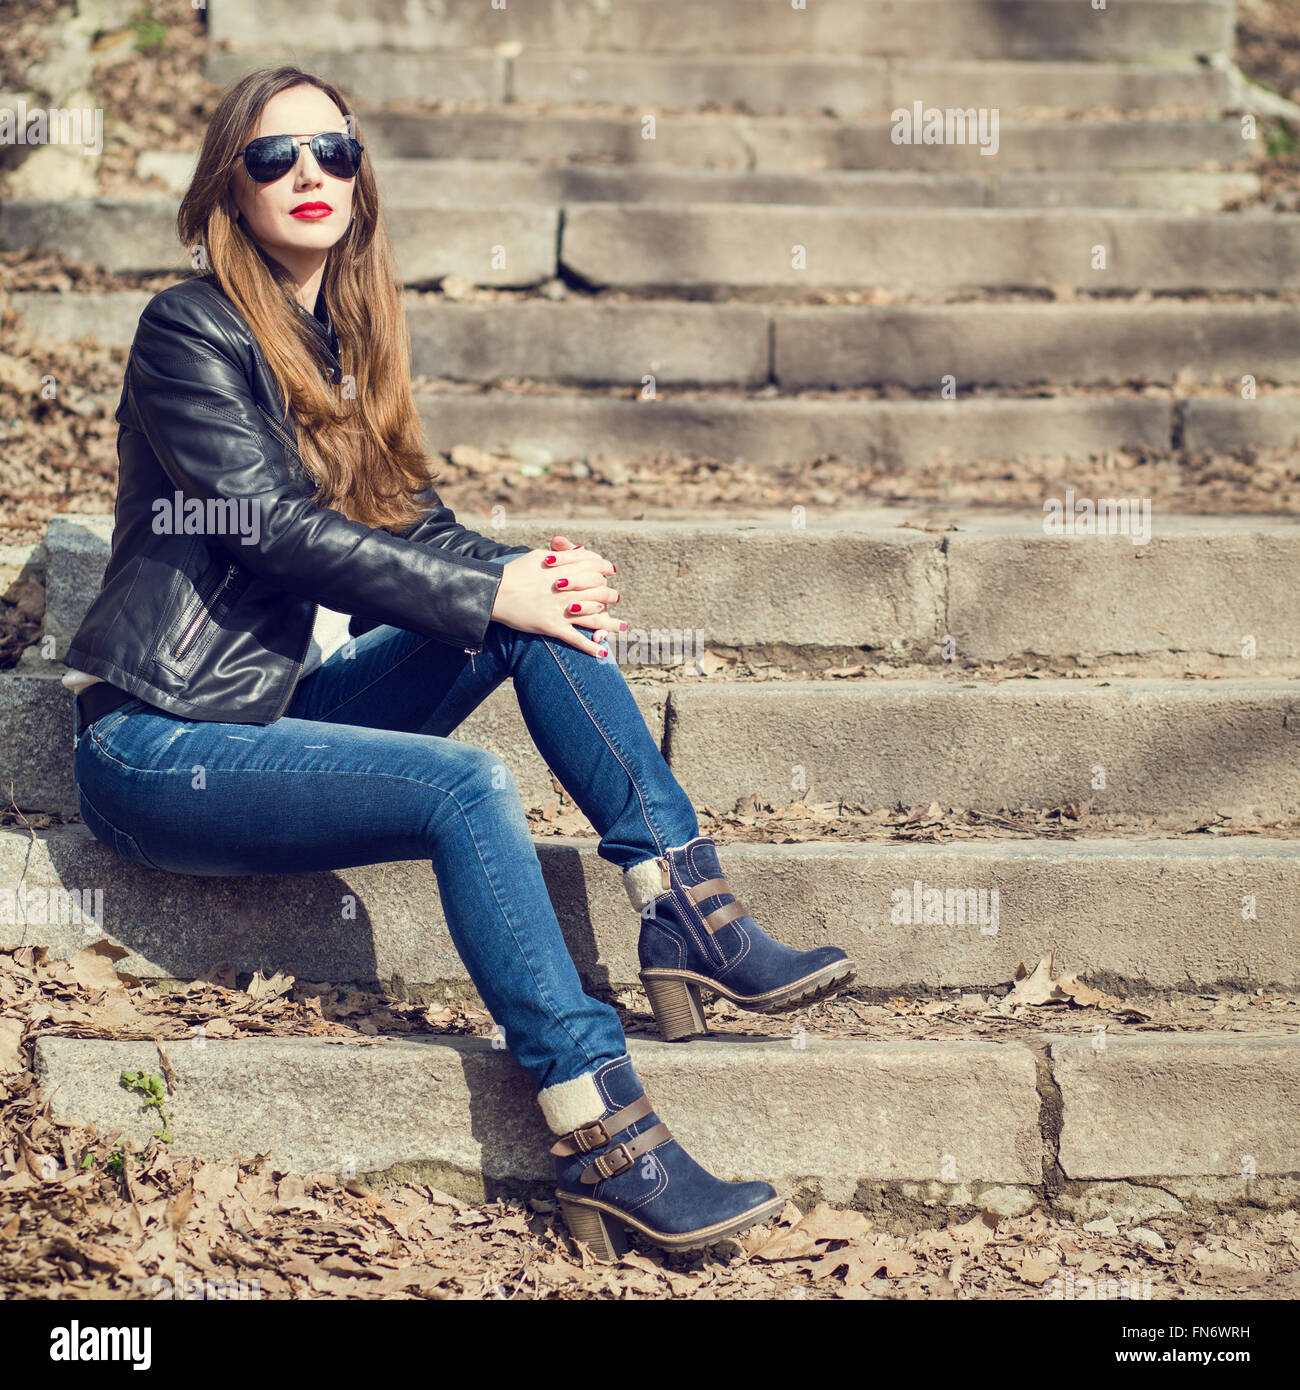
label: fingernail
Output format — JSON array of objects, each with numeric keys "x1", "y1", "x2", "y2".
[
  {"x1": 556, "y1": 577, "x2": 569, "y2": 588},
  {"x1": 612, "y1": 564, "x2": 617, "y2": 573},
  {"x1": 574, "y1": 544, "x2": 583, "y2": 549},
  {"x1": 598, "y1": 648, "x2": 608, "y2": 658},
  {"x1": 569, "y1": 603, "x2": 581, "y2": 613},
  {"x1": 544, "y1": 555, "x2": 556, "y2": 566},
  {"x1": 619, "y1": 622, "x2": 628, "y2": 631}
]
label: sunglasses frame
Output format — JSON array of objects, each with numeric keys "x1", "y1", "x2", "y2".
[{"x1": 236, "y1": 131, "x2": 365, "y2": 185}]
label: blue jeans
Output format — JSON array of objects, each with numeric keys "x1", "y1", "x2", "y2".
[{"x1": 71, "y1": 554, "x2": 700, "y2": 1101}]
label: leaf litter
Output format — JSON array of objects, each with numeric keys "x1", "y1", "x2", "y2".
[{"x1": 2, "y1": 943, "x2": 1299, "y2": 1299}]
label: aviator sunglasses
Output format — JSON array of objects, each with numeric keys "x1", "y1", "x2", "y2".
[{"x1": 237, "y1": 131, "x2": 365, "y2": 184}]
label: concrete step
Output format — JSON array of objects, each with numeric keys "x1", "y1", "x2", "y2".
[
  {"x1": 4, "y1": 824, "x2": 1297, "y2": 993},
  {"x1": 133, "y1": 152, "x2": 1259, "y2": 212},
  {"x1": 0, "y1": 198, "x2": 557, "y2": 280},
  {"x1": 353, "y1": 113, "x2": 1248, "y2": 173},
  {"x1": 202, "y1": 49, "x2": 1234, "y2": 114},
  {"x1": 27, "y1": 513, "x2": 1300, "y2": 682},
  {"x1": 0, "y1": 663, "x2": 663, "y2": 817},
  {"x1": 408, "y1": 390, "x2": 1173, "y2": 467},
  {"x1": 7, "y1": 666, "x2": 1298, "y2": 817},
  {"x1": 558, "y1": 207, "x2": 1300, "y2": 294},
  {"x1": 665, "y1": 677, "x2": 1300, "y2": 818},
  {"x1": 353, "y1": 111, "x2": 1251, "y2": 173},
  {"x1": 15, "y1": 293, "x2": 1298, "y2": 390},
  {"x1": 207, "y1": 0, "x2": 1235, "y2": 63},
  {"x1": 30, "y1": 1032, "x2": 1300, "y2": 1208},
  {"x1": 7, "y1": 200, "x2": 1293, "y2": 290}
]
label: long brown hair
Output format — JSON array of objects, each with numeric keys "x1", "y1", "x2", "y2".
[{"x1": 176, "y1": 65, "x2": 434, "y2": 533}]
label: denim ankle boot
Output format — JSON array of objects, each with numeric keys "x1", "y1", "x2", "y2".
[
  {"x1": 624, "y1": 836, "x2": 856, "y2": 1040},
  {"x1": 548, "y1": 1053, "x2": 782, "y2": 1259}
]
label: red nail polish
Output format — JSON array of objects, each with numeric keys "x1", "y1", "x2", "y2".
[
  {"x1": 598, "y1": 648, "x2": 608, "y2": 657},
  {"x1": 569, "y1": 603, "x2": 581, "y2": 613},
  {"x1": 612, "y1": 564, "x2": 617, "y2": 573},
  {"x1": 556, "y1": 577, "x2": 569, "y2": 588},
  {"x1": 544, "y1": 555, "x2": 556, "y2": 565},
  {"x1": 619, "y1": 622, "x2": 628, "y2": 630}
]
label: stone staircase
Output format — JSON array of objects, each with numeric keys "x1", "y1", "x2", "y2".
[{"x1": 2, "y1": 0, "x2": 1298, "y2": 1218}]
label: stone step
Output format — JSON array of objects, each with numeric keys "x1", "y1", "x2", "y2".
[
  {"x1": 27, "y1": 513, "x2": 1300, "y2": 684},
  {"x1": 30, "y1": 1032, "x2": 1300, "y2": 1207},
  {"x1": 6, "y1": 201, "x2": 1292, "y2": 290},
  {"x1": 665, "y1": 678, "x2": 1300, "y2": 818},
  {"x1": 202, "y1": 49, "x2": 1234, "y2": 114},
  {"x1": 207, "y1": 0, "x2": 1235, "y2": 64},
  {"x1": 6, "y1": 667, "x2": 1298, "y2": 817},
  {"x1": 559, "y1": 207, "x2": 1300, "y2": 293},
  {"x1": 0, "y1": 198, "x2": 557, "y2": 280},
  {"x1": 4, "y1": 824, "x2": 1297, "y2": 993},
  {"x1": 409, "y1": 390, "x2": 1172, "y2": 468},
  {"x1": 15, "y1": 293, "x2": 1297, "y2": 389},
  {"x1": 352, "y1": 113, "x2": 1248, "y2": 173},
  {"x1": 133, "y1": 152, "x2": 1258, "y2": 212}
]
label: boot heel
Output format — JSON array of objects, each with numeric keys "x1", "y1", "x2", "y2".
[
  {"x1": 557, "y1": 1196, "x2": 628, "y2": 1261},
  {"x1": 640, "y1": 972, "x2": 708, "y2": 1041}
]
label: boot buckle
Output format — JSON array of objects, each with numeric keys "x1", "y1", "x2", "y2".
[
  {"x1": 571, "y1": 1119, "x2": 610, "y2": 1152},
  {"x1": 590, "y1": 1142, "x2": 634, "y2": 1180}
]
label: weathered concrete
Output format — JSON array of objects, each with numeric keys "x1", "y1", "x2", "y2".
[
  {"x1": 1052, "y1": 1033, "x2": 1300, "y2": 1178},
  {"x1": 414, "y1": 391, "x2": 1171, "y2": 467},
  {"x1": 664, "y1": 679, "x2": 1300, "y2": 818},
  {"x1": 202, "y1": 48, "x2": 1230, "y2": 115},
  {"x1": 32, "y1": 1034, "x2": 1043, "y2": 1196},
  {"x1": 3, "y1": 827, "x2": 1298, "y2": 992},
  {"x1": 1183, "y1": 395, "x2": 1300, "y2": 452},
  {"x1": 944, "y1": 518, "x2": 1300, "y2": 661},
  {"x1": 355, "y1": 111, "x2": 1246, "y2": 173},
  {"x1": 562, "y1": 206, "x2": 1300, "y2": 292},
  {"x1": 775, "y1": 302, "x2": 1300, "y2": 389},
  {"x1": 208, "y1": 0, "x2": 1234, "y2": 63}
]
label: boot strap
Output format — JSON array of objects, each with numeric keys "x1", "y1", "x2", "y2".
[
  {"x1": 549, "y1": 1095, "x2": 654, "y2": 1157},
  {"x1": 577, "y1": 1121, "x2": 673, "y2": 1185},
  {"x1": 682, "y1": 876, "x2": 749, "y2": 934}
]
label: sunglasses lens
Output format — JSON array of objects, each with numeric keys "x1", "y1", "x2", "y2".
[
  {"x1": 243, "y1": 136, "x2": 295, "y2": 183},
  {"x1": 313, "y1": 133, "x2": 361, "y2": 178}
]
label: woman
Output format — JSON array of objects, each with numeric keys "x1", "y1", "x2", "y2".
[{"x1": 62, "y1": 66, "x2": 857, "y2": 1259}]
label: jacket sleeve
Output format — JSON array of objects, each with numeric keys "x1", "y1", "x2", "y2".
[
  {"x1": 125, "y1": 289, "x2": 511, "y2": 653},
  {"x1": 398, "y1": 484, "x2": 535, "y2": 563}
]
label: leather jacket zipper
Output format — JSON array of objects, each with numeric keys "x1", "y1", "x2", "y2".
[
  {"x1": 465, "y1": 645, "x2": 479, "y2": 673},
  {"x1": 173, "y1": 562, "x2": 238, "y2": 660}
]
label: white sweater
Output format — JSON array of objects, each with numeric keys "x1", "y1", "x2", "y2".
[{"x1": 61, "y1": 604, "x2": 357, "y2": 697}]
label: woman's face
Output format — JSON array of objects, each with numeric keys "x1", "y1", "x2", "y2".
[{"x1": 231, "y1": 85, "x2": 355, "y2": 274}]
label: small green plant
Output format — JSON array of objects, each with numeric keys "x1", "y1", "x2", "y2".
[
  {"x1": 1267, "y1": 118, "x2": 1298, "y2": 160},
  {"x1": 130, "y1": 4, "x2": 169, "y2": 55},
  {"x1": 120, "y1": 1069, "x2": 172, "y2": 1143},
  {"x1": 104, "y1": 1144, "x2": 127, "y2": 1176}
]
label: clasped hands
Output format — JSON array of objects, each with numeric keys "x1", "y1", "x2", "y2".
[{"x1": 489, "y1": 533, "x2": 623, "y2": 657}]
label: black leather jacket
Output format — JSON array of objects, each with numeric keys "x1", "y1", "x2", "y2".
[{"x1": 63, "y1": 273, "x2": 532, "y2": 724}]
